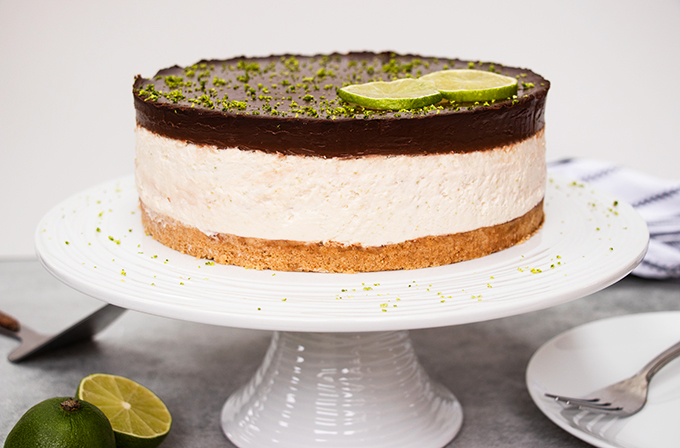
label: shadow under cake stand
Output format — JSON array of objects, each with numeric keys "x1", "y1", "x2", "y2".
[{"x1": 35, "y1": 175, "x2": 648, "y2": 448}]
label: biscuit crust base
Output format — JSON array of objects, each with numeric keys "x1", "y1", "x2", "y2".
[{"x1": 140, "y1": 201, "x2": 544, "y2": 273}]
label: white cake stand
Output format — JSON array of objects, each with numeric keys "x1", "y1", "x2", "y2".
[{"x1": 35, "y1": 174, "x2": 648, "y2": 448}]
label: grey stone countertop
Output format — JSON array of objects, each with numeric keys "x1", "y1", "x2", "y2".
[{"x1": 1, "y1": 259, "x2": 678, "y2": 447}]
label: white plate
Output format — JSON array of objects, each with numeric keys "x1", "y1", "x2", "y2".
[
  {"x1": 35, "y1": 174, "x2": 648, "y2": 332},
  {"x1": 526, "y1": 312, "x2": 680, "y2": 448}
]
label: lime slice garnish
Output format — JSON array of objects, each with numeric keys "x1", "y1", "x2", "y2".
[
  {"x1": 420, "y1": 69, "x2": 518, "y2": 102},
  {"x1": 77, "y1": 374, "x2": 172, "y2": 448},
  {"x1": 338, "y1": 78, "x2": 442, "y2": 110}
]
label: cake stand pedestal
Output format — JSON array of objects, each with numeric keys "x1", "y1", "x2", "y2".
[
  {"x1": 34, "y1": 175, "x2": 648, "y2": 448},
  {"x1": 221, "y1": 330, "x2": 461, "y2": 447}
]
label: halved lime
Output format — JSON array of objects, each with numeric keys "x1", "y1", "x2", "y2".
[
  {"x1": 76, "y1": 374, "x2": 172, "y2": 448},
  {"x1": 338, "y1": 78, "x2": 442, "y2": 110},
  {"x1": 420, "y1": 69, "x2": 518, "y2": 102}
]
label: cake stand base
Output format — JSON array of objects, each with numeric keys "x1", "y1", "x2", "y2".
[{"x1": 221, "y1": 331, "x2": 462, "y2": 448}]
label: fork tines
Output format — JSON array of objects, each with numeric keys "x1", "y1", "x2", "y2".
[{"x1": 545, "y1": 393, "x2": 623, "y2": 411}]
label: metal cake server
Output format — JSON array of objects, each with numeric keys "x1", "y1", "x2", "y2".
[{"x1": 0, "y1": 304, "x2": 125, "y2": 362}]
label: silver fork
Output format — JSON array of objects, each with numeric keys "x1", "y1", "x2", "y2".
[{"x1": 545, "y1": 339, "x2": 680, "y2": 416}]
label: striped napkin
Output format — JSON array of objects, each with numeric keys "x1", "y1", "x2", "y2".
[{"x1": 548, "y1": 158, "x2": 680, "y2": 279}]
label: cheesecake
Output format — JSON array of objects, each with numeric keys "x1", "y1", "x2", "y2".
[{"x1": 133, "y1": 52, "x2": 549, "y2": 272}]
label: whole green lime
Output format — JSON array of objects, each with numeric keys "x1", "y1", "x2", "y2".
[{"x1": 4, "y1": 397, "x2": 116, "y2": 448}]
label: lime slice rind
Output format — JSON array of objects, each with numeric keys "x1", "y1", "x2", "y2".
[{"x1": 338, "y1": 78, "x2": 442, "y2": 111}]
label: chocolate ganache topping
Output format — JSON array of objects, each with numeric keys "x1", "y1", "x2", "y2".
[{"x1": 133, "y1": 52, "x2": 549, "y2": 157}]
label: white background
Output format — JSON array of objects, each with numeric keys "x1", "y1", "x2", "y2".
[{"x1": 1, "y1": 0, "x2": 679, "y2": 258}]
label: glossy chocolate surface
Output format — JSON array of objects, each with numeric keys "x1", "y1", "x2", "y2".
[{"x1": 133, "y1": 52, "x2": 549, "y2": 157}]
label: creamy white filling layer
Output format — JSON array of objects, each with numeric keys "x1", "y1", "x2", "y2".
[{"x1": 136, "y1": 126, "x2": 546, "y2": 247}]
